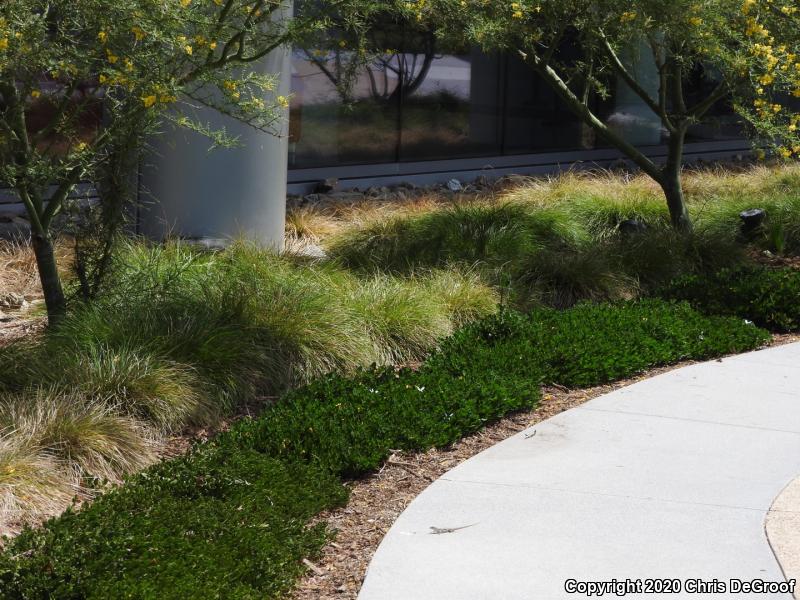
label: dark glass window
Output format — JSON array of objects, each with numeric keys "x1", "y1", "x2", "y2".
[
  {"x1": 684, "y1": 65, "x2": 744, "y2": 143},
  {"x1": 502, "y1": 53, "x2": 598, "y2": 154},
  {"x1": 289, "y1": 48, "x2": 400, "y2": 168},
  {"x1": 398, "y1": 44, "x2": 503, "y2": 161},
  {"x1": 288, "y1": 35, "x2": 749, "y2": 170}
]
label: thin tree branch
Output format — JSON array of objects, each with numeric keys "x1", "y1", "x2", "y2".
[
  {"x1": 526, "y1": 51, "x2": 662, "y2": 183},
  {"x1": 686, "y1": 81, "x2": 728, "y2": 119},
  {"x1": 599, "y1": 34, "x2": 675, "y2": 133}
]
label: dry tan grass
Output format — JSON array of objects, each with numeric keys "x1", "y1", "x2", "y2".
[
  {"x1": 0, "y1": 435, "x2": 80, "y2": 540},
  {"x1": 0, "y1": 238, "x2": 72, "y2": 302},
  {"x1": 0, "y1": 390, "x2": 161, "y2": 540},
  {"x1": 286, "y1": 193, "x2": 472, "y2": 247},
  {"x1": 0, "y1": 239, "x2": 41, "y2": 300},
  {"x1": 287, "y1": 164, "x2": 800, "y2": 250}
]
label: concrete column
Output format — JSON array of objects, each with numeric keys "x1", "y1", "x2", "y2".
[{"x1": 139, "y1": 3, "x2": 292, "y2": 250}]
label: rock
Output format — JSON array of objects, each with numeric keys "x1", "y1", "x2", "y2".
[
  {"x1": 319, "y1": 191, "x2": 366, "y2": 204},
  {"x1": 740, "y1": 208, "x2": 766, "y2": 236},
  {"x1": 365, "y1": 186, "x2": 382, "y2": 197},
  {"x1": 608, "y1": 158, "x2": 631, "y2": 172},
  {"x1": 446, "y1": 178, "x2": 463, "y2": 192},
  {"x1": 474, "y1": 175, "x2": 490, "y2": 189},
  {"x1": 618, "y1": 219, "x2": 648, "y2": 235},
  {"x1": 396, "y1": 181, "x2": 416, "y2": 190},
  {"x1": 495, "y1": 174, "x2": 530, "y2": 190},
  {"x1": 314, "y1": 178, "x2": 339, "y2": 194},
  {"x1": 295, "y1": 243, "x2": 327, "y2": 260},
  {"x1": 0, "y1": 292, "x2": 26, "y2": 309}
]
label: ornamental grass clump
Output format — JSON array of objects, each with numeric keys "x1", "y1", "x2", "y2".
[{"x1": 0, "y1": 239, "x2": 495, "y2": 535}]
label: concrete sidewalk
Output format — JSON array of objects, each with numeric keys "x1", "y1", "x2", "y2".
[{"x1": 358, "y1": 343, "x2": 800, "y2": 600}]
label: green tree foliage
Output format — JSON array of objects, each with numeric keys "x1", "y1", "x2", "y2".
[{"x1": 406, "y1": 0, "x2": 800, "y2": 230}]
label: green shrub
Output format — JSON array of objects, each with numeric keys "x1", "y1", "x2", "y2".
[
  {"x1": 226, "y1": 358, "x2": 540, "y2": 478},
  {"x1": 0, "y1": 448, "x2": 347, "y2": 600},
  {"x1": 662, "y1": 267, "x2": 800, "y2": 332},
  {"x1": 431, "y1": 300, "x2": 769, "y2": 388}
]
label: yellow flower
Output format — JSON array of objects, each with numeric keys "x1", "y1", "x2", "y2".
[
  {"x1": 98, "y1": 31, "x2": 108, "y2": 44},
  {"x1": 131, "y1": 26, "x2": 146, "y2": 41},
  {"x1": 106, "y1": 49, "x2": 119, "y2": 64},
  {"x1": 620, "y1": 11, "x2": 637, "y2": 23},
  {"x1": 184, "y1": 44, "x2": 193, "y2": 55},
  {"x1": 75, "y1": 142, "x2": 88, "y2": 152},
  {"x1": 142, "y1": 95, "x2": 157, "y2": 108},
  {"x1": 209, "y1": 41, "x2": 217, "y2": 50},
  {"x1": 0, "y1": 38, "x2": 8, "y2": 51},
  {"x1": 277, "y1": 95, "x2": 289, "y2": 108},
  {"x1": 180, "y1": 0, "x2": 192, "y2": 6},
  {"x1": 30, "y1": 90, "x2": 40, "y2": 98}
]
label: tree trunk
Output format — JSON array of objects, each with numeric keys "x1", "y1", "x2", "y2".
[
  {"x1": 31, "y1": 233, "x2": 67, "y2": 325},
  {"x1": 660, "y1": 171, "x2": 691, "y2": 231},
  {"x1": 661, "y1": 125, "x2": 692, "y2": 231}
]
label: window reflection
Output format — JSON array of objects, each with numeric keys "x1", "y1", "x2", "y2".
[
  {"x1": 684, "y1": 64, "x2": 743, "y2": 143},
  {"x1": 399, "y1": 47, "x2": 503, "y2": 161},
  {"x1": 288, "y1": 36, "x2": 750, "y2": 170},
  {"x1": 289, "y1": 47, "x2": 400, "y2": 168}
]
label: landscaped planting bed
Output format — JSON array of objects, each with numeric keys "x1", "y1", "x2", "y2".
[
  {"x1": 2, "y1": 165, "x2": 799, "y2": 598},
  {"x1": 0, "y1": 300, "x2": 769, "y2": 599}
]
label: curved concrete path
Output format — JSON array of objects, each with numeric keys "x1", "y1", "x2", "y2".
[{"x1": 359, "y1": 344, "x2": 800, "y2": 599}]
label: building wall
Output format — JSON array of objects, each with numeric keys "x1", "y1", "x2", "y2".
[{"x1": 286, "y1": 40, "x2": 747, "y2": 191}]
